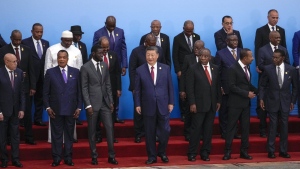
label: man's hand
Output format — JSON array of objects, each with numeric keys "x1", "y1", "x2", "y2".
[
  {"x1": 177, "y1": 71, "x2": 182, "y2": 78},
  {"x1": 256, "y1": 66, "x2": 262, "y2": 73},
  {"x1": 190, "y1": 104, "x2": 197, "y2": 113},
  {"x1": 290, "y1": 103, "x2": 294, "y2": 112},
  {"x1": 221, "y1": 87, "x2": 225, "y2": 95},
  {"x1": 248, "y1": 91, "x2": 256, "y2": 99},
  {"x1": 180, "y1": 92, "x2": 186, "y2": 101},
  {"x1": 73, "y1": 108, "x2": 80, "y2": 118},
  {"x1": 0, "y1": 114, "x2": 4, "y2": 121},
  {"x1": 110, "y1": 104, "x2": 114, "y2": 113},
  {"x1": 47, "y1": 108, "x2": 55, "y2": 118},
  {"x1": 30, "y1": 89, "x2": 36, "y2": 96},
  {"x1": 136, "y1": 106, "x2": 141, "y2": 114},
  {"x1": 260, "y1": 100, "x2": 265, "y2": 111},
  {"x1": 86, "y1": 107, "x2": 93, "y2": 116},
  {"x1": 216, "y1": 103, "x2": 221, "y2": 112},
  {"x1": 168, "y1": 104, "x2": 174, "y2": 113},
  {"x1": 121, "y1": 68, "x2": 126, "y2": 76},
  {"x1": 226, "y1": 27, "x2": 233, "y2": 34},
  {"x1": 117, "y1": 90, "x2": 122, "y2": 97},
  {"x1": 18, "y1": 111, "x2": 24, "y2": 119}
]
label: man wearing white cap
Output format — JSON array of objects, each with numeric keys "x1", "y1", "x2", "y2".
[{"x1": 44, "y1": 30, "x2": 83, "y2": 143}]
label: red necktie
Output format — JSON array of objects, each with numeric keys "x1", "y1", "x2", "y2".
[
  {"x1": 15, "y1": 48, "x2": 20, "y2": 65},
  {"x1": 104, "y1": 54, "x2": 109, "y2": 68},
  {"x1": 244, "y1": 66, "x2": 250, "y2": 81},
  {"x1": 150, "y1": 66, "x2": 154, "y2": 82},
  {"x1": 204, "y1": 66, "x2": 212, "y2": 85}
]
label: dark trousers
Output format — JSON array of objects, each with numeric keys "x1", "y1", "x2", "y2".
[
  {"x1": 225, "y1": 107, "x2": 250, "y2": 153},
  {"x1": 132, "y1": 92, "x2": 144, "y2": 138},
  {"x1": 183, "y1": 98, "x2": 192, "y2": 139},
  {"x1": 267, "y1": 110, "x2": 289, "y2": 153},
  {"x1": 0, "y1": 111, "x2": 20, "y2": 161},
  {"x1": 143, "y1": 109, "x2": 170, "y2": 161},
  {"x1": 257, "y1": 74, "x2": 267, "y2": 134},
  {"x1": 188, "y1": 108, "x2": 216, "y2": 157},
  {"x1": 50, "y1": 115, "x2": 75, "y2": 162},
  {"x1": 33, "y1": 72, "x2": 44, "y2": 122},
  {"x1": 297, "y1": 71, "x2": 300, "y2": 116},
  {"x1": 23, "y1": 93, "x2": 34, "y2": 141}
]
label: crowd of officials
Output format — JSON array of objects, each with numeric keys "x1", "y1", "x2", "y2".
[{"x1": 0, "y1": 8, "x2": 299, "y2": 167}]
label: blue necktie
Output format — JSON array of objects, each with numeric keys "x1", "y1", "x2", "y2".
[
  {"x1": 109, "y1": 33, "x2": 115, "y2": 50},
  {"x1": 37, "y1": 41, "x2": 42, "y2": 59},
  {"x1": 62, "y1": 69, "x2": 67, "y2": 83}
]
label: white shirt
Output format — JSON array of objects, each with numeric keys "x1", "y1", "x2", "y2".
[
  {"x1": 32, "y1": 36, "x2": 43, "y2": 54},
  {"x1": 238, "y1": 59, "x2": 251, "y2": 79},
  {"x1": 59, "y1": 65, "x2": 68, "y2": 81},
  {"x1": 148, "y1": 62, "x2": 157, "y2": 85},
  {"x1": 11, "y1": 43, "x2": 21, "y2": 60},
  {"x1": 270, "y1": 43, "x2": 278, "y2": 52},
  {"x1": 202, "y1": 62, "x2": 211, "y2": 79},
  {"x1": 277, "y1": 62, "x2": 285, "y2": 82},
  {"x1": 91, "y1": 58, "x2": 102, "y2": 74},
  {"x1": 268, "y1": 23, "x2": 277, "y2": 31},
  {"x1": 155, "y1": 33, "x2": 161, "y2": 47},
  {"x1": 44, "y1": 43, "x2": 83, "y2": 74}
]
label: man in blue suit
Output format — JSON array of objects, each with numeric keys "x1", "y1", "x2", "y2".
[
  {"x1": 134, "y1": 46, "x2": 174, "y2": 164},
  {"x1": 259, "y1": 49, "x2": 297, "y2": 159},
  {"x1": 0, "y1": 53, "x2": 25, "y2": 168},
  {"x1": 43, "y1": 50, "x2": 82, "y2": 167},
  {"x1": 292, "y1": 30, "x2": 300, "y2": 117},
  {"x1": 93, "y1": 16, "x2": 127, "y2": 76}
]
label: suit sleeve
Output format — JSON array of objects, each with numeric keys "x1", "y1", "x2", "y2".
[
  {"x1": 92, "y1": 31, "x2": 99, "y2": 46},
  {"x1": 80, "y1": 66, "x2": 91, "y2": 107},
  {"x1": 172, "y1": 36, "x2": 180, "y2": 73},
  {"x1": 179, "y1": 56, "x2": 189, "y2": 92},
  {"x1": 167, "y1": 66, "x2": 174, "y2": 105},
  {"x1": 280, "y1": 29, "x2": 287, "y2": 48},
  {"x1": 128, "y1": 49, "x2": 137, "y2": 91},
  {"x1": 104, "y1": 66, "x2": 114, "y2": 104},
  {"x1": 19, "y1": 70, "x2": 26, "y2": 111},
  {"x1": 292, "y1": 32, "x2": 300, "y2": 67},
  {"x1": 257, "y1": 48, "x2": 265, "y2": 71},
  {"x1": 237, "y1": 31, "x2": 243, "y2": 49},
  {"x1": 255, "y1": 28, "x2": 263, "y2": 65},
  {"x1": 158, "y1": 47, "x2": 166, "y2": 64},
  {"x1": 134, "y1": 70, "x2": 141, "y2": 107},
  {"x1": 43, "y1": 69, "x2": 51, "y2": 108},
  {"x1": 214, "y1": 31, "x2": 226, "y2": 51},
  {"x1": 228, "y1": 67, "x2": 249, "y2": 98},
  {"x1": 291, "y1": 68, "x2": 298, "y2": 104},
  {"x1": 186, "y1": 67, "x2": 195, "y2": 105},
  {"x1": 115, "y1": 56, "x2": 122, "y2": 91},
  {"x1": 28, "y1": 49, "x2": 36, "y2": 90},
  {"x1": 76, "y1": 70, "x2": 83, "y2": 109},
  {"x1": 216, "y1": 67, "x2": 222, "y2": 104},
  {"x1": 120, "y1": 30, "x2": 128, "y2": 68},
  {"x1": 165, "y1": 36, "x2": 171, "y2": 67},
  {"x1": 258, "y1": 70, "x2": 268, "y2": 100}
]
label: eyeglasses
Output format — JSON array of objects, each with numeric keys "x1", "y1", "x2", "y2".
[{"x1": 223, "y1": 22, "x2": 233, "y2": 25}]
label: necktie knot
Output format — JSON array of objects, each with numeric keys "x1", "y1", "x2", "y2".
[
  {"x1": 15, "y1": 47, "x2": 18, "y2": 51},
  {"x1": 204, "y1": 65, "x2": 208, "y2": 70},
  {"x1": 272, "y1": 26, "x2": 275, "y2": 31},
  {"x1": 274, "y1": 46, "x2": 277, "y2": 51},
  {"x1": 151, "y1": 66, "x2": 154, "y2": 70}
]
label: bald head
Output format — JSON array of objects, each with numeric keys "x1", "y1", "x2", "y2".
[
  {"x1": 4, "y1": 53, "x2": 18, "y2": 70},
  {"x1": 269, "y1": 31, "x2": 281, "y2": 46},
  {"x1": 144, "y1": 34, "x2": 156, "y2": 47},
  {"x1": 105, "y1": 16, "x2": 116, "y2": 33},
  {"x1": 150, "y1": 20, "x2": 162, "y2": 36},
  {"x1": 193, "y1": 40, "x2": 205, "y2": 56}
]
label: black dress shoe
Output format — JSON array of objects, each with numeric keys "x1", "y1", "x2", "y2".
[
  {"x1": 268, "y1": 152, "x2": 276, "y2": 158},
  {"x1": 73, "y1": 139, "x2": 78, "y2": 143},
  {"x1": 91, "y1": 158, "x2": 98, "y2": 165},
  {"x1": 76, "y1": 119, "x2": 83, "y2": 125},
  {"x1": 1, "y1": 161, "x2": 8, "y2": 168},
  {"x1": 64, "y1": 160, "x2": 74, "y2": 166},
  {"x1": 222, "y1": 153, "x2": 231, "y2": 160},
  {"x1": 156, "y1": 136, "x2": 159, "y2": 142},
  {"x1": 6, "y1": 141, "x2": 11, "y2": 146},
  {"x1": 221, "y1": 134, "x2": 225, "y2": 139},
  {"x1": 12, "y1": 161, "x2": 23, "y2": 168},
  {"x1": 145, "y1": 159, "x2": 157, "y2": 164},
  {"x1": 96, "y1": 137, "x2": 102, "y2": 143},
  {"x1": 181, "y1": 115, "x2": 185, "y2": 122},
  {"x1": 185, "y1": 136, "x2": 190, "y2": 141},
  {"x1": 260, "y1": 133, "x2": 267, "y2": 138},
  {"x1": 201, "y1": 156, "x2": 210, "y2": 161},
  {"x1": 51, "y1": 161, "x2": 60, "y2": 167},
  {"x1": 114, "y1": 139, "x2": 118, "y2": 143},
  {"x1": 25, "y1": 140, "x2": 36, "y2": 145},
  {"x1": 234, "y1": 134, "x2": 241, "y2": 139},
  {"x1": 279, "y1": 152, "x2": 291, "y2": 158},
  {"x1": 19, "y1": 123, "x2": 25, "y2": 127},
  {"x1": 34, "y1": 121, "x2": 46, "y2": 126},
  {"x1": 240, "y1": 152, "x2": 253, "y2": 160},
  {"x1": 276, "y1": 133, "x2": 280, "y2": 137},
  {"x1": 115, "y1": 118, "x2": 124, "y2": 123},
  {"x1": 188, "y1": 155, "x2": 196, "y2": 161},
  {"x1": 134, "y1": 137, "x2": 141, "y2": 143},
  {"x1": 158, "y1": 155, "x2": 169, "y2": 163},
  {"x1": 108, "y1": 157, "x2": 118, "y2": 165}
]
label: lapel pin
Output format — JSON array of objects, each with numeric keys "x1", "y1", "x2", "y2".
[
  {"x1": 193, "y1": 34, "x2": 195, "y2": 37},
  {"x1": 159, "y1": 67, "x2": 162, "y2": 69},
  {"x1": 101, "y1": 65, "x2": 103, "y2": 68},
  {"x1": 161, "y1": 38, "x2": 164, "y2": 42},
  {"x1": 116, "y1": 34, "x2": 118, "y2": 36},
  {"x1": 277, "y1": 28, "x2": 279, "y2": 31},
  {"x1": 70, "y1": 75, "x2": 72, "y2": 78},
  {"x1": 15, "y1": 74, "x2": 17, "y2": 77},
  {"x1": 80, "y1": 45, "x2": 82, "y2": 49},
  {"x1": 110, "y1": 55, "x2": 112, "y2": 59},
  {"x1": 285, "y1": 72, "x2": 288, "y2": 74},
  {"x1": 43, "y1": 44, "x2": 45, "y2": 47},
  {"x1": 212, "y1": 68, "x2": 214, "y2": 70},
  {"x1": 21, "y1": 47, "x2": 24, "y2": 51}
]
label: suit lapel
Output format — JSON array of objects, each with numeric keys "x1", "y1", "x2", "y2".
[
  {"x1": 198, "y1": 64, "x2": 210, "y2": 86},
  {"x1": 210, "y1": 65, "x2": 216, "y2": 86},
  {"x1": 156, "y1": 63, "x2": 162, "y2": 85},
  {"x1": 113, "y1": 30, "x2": 119, "y2": 49},
  {"x1": 180, "y1": 33, "x2": 190, "y2": 52},
  {"x1": 89, "y1": 61, "x2": 101, "y2": 83},
  {"x1": 267, "y1": 44, "x2": 273, "y2": 58},
  {"x1": 225, "y1": 48, "x2": 237, "y2": 63},
  {"x1": 270, "y1": 65, "x2": 280, "y2": 88},
  {"x1": 54, "y1": 67, "x2": 67, "y2": 88},
  {"x1": 237, "y1": 63, "x2": 250, "y2": 82}
]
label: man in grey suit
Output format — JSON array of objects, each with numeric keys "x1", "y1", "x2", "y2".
[{"x1": 80, "y1": 44, "x2": 118, "y2": 165}]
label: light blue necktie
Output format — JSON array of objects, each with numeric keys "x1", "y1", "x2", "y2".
[
  {"x1": 62, "y1": 69, "x2": 67, "y2": 83},
  {"x1": 37, "y1": 41, "x2": 42, "y2": 58}
]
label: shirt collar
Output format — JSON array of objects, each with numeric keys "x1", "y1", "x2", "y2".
[
  {"x1": 5, "y1": 65, "x2": 13, "y2": 72},
  {"x1": 227, "y1": 46, "x2": 236, "y2": 51},
  {"x1": 238, "y1": 59, "x2": 247, "y2": 68},
  {"x1": 32, "y1": 36, "x2": 40, "y2": 43},
  {"x1": 268, "y1": 23, "x2": 276, "y2": 31},
  {"x1": 59, "y1": 65, "x2": 68, "y2": 72},
  {"x1": 11, "y1": 43, "x2": 20, "y2": 49},
  {"x1": 148, "y1": 62, "x2": 157, "y2": 69},
  {"x1": 91, "y1": 58, "x2": 101, "y2": 65},
  {"x1": 202, "y1": 62, "x2": 210, "y2": 68}
]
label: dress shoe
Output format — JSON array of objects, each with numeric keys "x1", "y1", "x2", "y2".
[
  {"x1": 145, "y1": 159, "x2": 157, "y2": 164},
  {"x1": 260, "y1": 133, "x2": 267, "y2": 138},
  {"x1": 181, "y1": 115, "x2": 185, "y2": 122},
  {"x1": 222, "y1": 153, "x2": 231, "y2": 160},
  {"x1": 221, "y1": 134, "x2": 225, "y2": 139},
  {"x1": 6, "y1": 141, "x2": 11, "y2": 146},
  {"x1": 73, "y1": 139, "x2": 78, "y2": 143},
  {"x1": 279, "y1": 152, "x2": 291, "y2": 158},
  {"x1": 64, "y1": 160, "x2": 74, "y2": 166},
  {"x1": 34, "y1": 121, "x2": 46, "y2": 126},
  {"x1": 25, "y1": 139, "x2": 36, "y2": 145},
  {"x1": 115, "y1": 118, "x2": 124, "y2": 123},
  {"x1": 96, "y1": 137, "x2": 102, "y2": 143},
  {"x1": 51, "y1": 161, "x2": 60, "y2": 167},
  {"x1": 188, "y1": 155, "x2": 196, "y2": 161},
  {"x1": 91, "y1": 158, "x2": 98, "y2": 165},
  {"x1": 185, "y1": 136, "x2": 190, "y2": 141},
  {"x1": 12, "y1": 161, "x2": 23, "y2": 168},
  {"x1": 276, "y1": 133, "x2": 280, "y2": 137},
  {"x1": 234, "y1": 134, "x2": 241, "y2": 139},
  {"x1": 268, "y1": 152, "x2": 276, "y2": 158},
  {"x1": 108, "y1": 157, "x2": 118, "y2": 165},
  {"x1": 19, "y1": 123, "x2": 25, "y2": 127},
  {"x1": 201, "y1": 156, "x2": 210, "y2": 161},
  {"x1": 158, "y1": 155, "x2": 169, "y2": 163},
  {"x1": 114, "y1": 139, "x2": 118, "y2": 143},
  {"x1": 156, "y1": 136, "x2": 159, "y2": 142},
  {"x1": 240, "y1": 152, "x2": 252, "y2": 160},
  {"x1": 76, "y1": 119, "x2": 83, "y2": 125},
  {"x1": 134, "y1": 137, "x2": 141, "y2": 143},
  {"x1": 1, "y1": 161, "x2": 8, "y2": 168}
]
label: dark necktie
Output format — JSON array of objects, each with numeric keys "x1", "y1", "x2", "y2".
[
  {"x1": 37, "y1": 41, "x2": 43, "y2": 59},
  {"x1": 9, "y1": 70, "x2": 14, "y2": 89},
  {"x1": 272, "y1": 26, "x2": 275, "y2": 31},
  {"x1": 150, "y1": 66, "x2": 154, "y2": 83},
  {"x1": 187, "y1": 37, "x2": 192, "y2": 52},
  {"x1": 244, "y1": 66, "x2": 250, "y2": 81},
  {"x1": 274, "y1": 46, "x2": 277, "y2": 51},
  {"x1": 109, "y1": 33, "x2": 115, "y2": 50},
  {"x1": 96, "y1": 62, "x2": 102, "y2": 80},
  {"x1": 62, "y1": 69, "x2": 67, "y2": 83},
  {"x1": 15, "y1": 47, "x2": 20, "y2": 65},
  {"x1": 204, "y1": 65, "x2": 212, "y2": 85},
  {"x1": 231, "y1": 49, "x2": 237, "y2": 60},
  {"x1": 277, "y1": 66, "x2": 282, "y2": 88},
  {"x1": 104, "y1": 54, "x2": 109, "y2": 68}
]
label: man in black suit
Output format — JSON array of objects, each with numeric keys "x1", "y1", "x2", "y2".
[
  {"x1": 139, "y1": 20, "x2": 171, "y2": 67},
  {"x1": 95, "y1": 36, "x2": 121, "y2": 143},
  {"x1": 214, "y1": 15, "x2": 243, "y2": 51},
  {"x1": 223, "y1": 48, "x2": 258, "y2": 161},
  {"x1": 257, "y1": 31, "x2": 290, "y2": 137},
  {"x1": 259, "y1": 49, "x2": 297, "y2": 159},
  {"x1": 0, "y1": 53, "x2": 25, "y2": 168},
  {"x1": 173, "y1": 20, "x2": 200, "y2": 121},
  {"x1": 22, "y1": 23, "x2": 50, "y2": 128},
  {"x1": 186, "y1": 48, "x2": 221, "y2": 162},
  {"x1": 0, "y1": 30, "x2": 36, "y2": 146},
  {"x1": 70, "y1": 25, "x2": 88, "y2": 126},
  {"x1": 179, "y1": 40, "x2": 204, "y2": 141},
  {"x1": 0, "y1": 34, "x2": 7, "y2": 48}
]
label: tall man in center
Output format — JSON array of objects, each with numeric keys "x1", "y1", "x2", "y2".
[{"x1": 134, "y1": 46, "x2": 174, "y2": 164}]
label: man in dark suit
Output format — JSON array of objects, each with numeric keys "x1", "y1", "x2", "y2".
[
  {"x1": 179, "y1": 40, "x2": 204, "y2": 141},
  {"x1": 134, "y1": 46, "x2": 174, "y2": 164},
  {"x1": 95, "y1": 36, "x2": 121, "y2": 143},
  {"x1": 129, "y1": 34, "x2": 165, "y2": 143},
  {"x1": 139, "y1": 20, "x2": 171, "y2": 66},
  {"x1": 0, "y1": 53, "x2": 25, "y2": 168},
  {"x1": 0, "y1": 34, "x2": 7, "y2": 48},
  {"x1": 173, "y1": 20, "x2": 200, "y2": 121},
  {"x1": 43, "y1": 50, "x2": 82, "y2": 167},
  {"x1": 81, "y1": 45, "x2": 118, "y2": 165},
  {"x1": 93, "y1": 16, "x2": 127, "y2": 76},
  {"x1": 22, "y1": 23, "x2": 49, "y2": 127},
  {"x1": 259, "y1": 49, "x2": 297, "y2": 159},
  {"x1": 214, "y1": 15, "x2": 243, "y2": 51},
  {"x1": 291, "y1": 30, "x2": 300, "y2": 117},
  {"x1": 186, "y1": 48, "x2": 221, "y2": 162},
  {"x1": 223, "y1": 48, "x2": 258, "y2": 161},
  {"x1": 0, "y1": 30, "x2": 36, "y2": 145},
  {"x1": 215, "y1": 34, "x2": 242, "y2": 139},
  {"x1": 257, "y1": 31, "x2": 290, "y2": 137}
]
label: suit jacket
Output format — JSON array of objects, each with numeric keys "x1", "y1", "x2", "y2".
[
  {"x1": 215, "y1": 47, "x2": 241, "y2": 94},
  {"x1": 0, "y1": 34, "x2": 7, "y2": 48},
  {"x1": 172, "y1": 32, "x2": 200, "y2": 73},
  {"x1": 214, "y1": 28, "x2": 243, "y2": 51},
  {"x1": 81, "y1": 60, "x2": 113, "y2": 112},
  {"x1": 259, "y1": 64, "x2": 298, "y2": 112},
  {"x1": 0, "y1": 44, "x2": 36, "y2": 92},
  {"x1": 139, "y1": 33, "x2": 171, "y2": 66},
  {"x1": 227, "y1": 62, "x2": 258, "y2": 108},
  {"x1": 292, "y1": 30, "x2": 300, "y2": 67},
  {"x1": 21, "y1": 37, "x2": 50, "y2": 80},
  {"x1": 43, "y1": 66, "x2": 82, "y2": 116},
  {"x1": 77, "y1": 41, "x2": 88, "y2": 64},
  {"x1": 255, "y1": 24, "x2": 286, "y2": 62},
  {"x1": 186, "y1": 63, "x2": 221, "y2": 112},
  {"x1": 179, "y1": 53, "x2": 197, "y2": 92},
  {"x1": 257, "y1": 43, "x2": 290, "y2": 71},
  {"x1": 0, "y1": 67, "x2": 25, "y2": 116},
  {"x1": 128, "y1": 45, "x2": 165, "y2": 91},
  {"x1": 93, "y1": 26, "x2": 128, "y2": 68},
  {"x1": 134, "y1": 62, "x2": 174, "y2": 116},
  {"x1": 106, "y1": 51, "x2": 121, "y2": 95}
]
